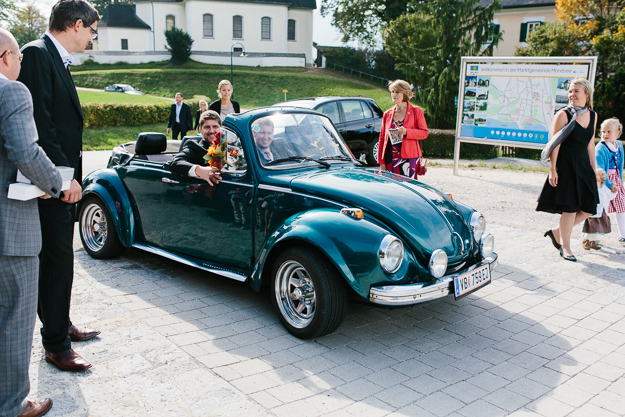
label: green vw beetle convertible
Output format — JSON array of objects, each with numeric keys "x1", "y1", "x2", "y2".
[{"x1": 78, "y1": 107, "x2": 497, "y2": 339}]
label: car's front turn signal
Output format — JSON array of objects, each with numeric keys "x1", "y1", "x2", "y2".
[{"x1": 340, "y1": 208, "x2": 364, "y2": 219}]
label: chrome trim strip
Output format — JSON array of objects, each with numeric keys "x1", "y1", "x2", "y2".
[
  {"x1": 258, "y1": 184, "x2": 348, "y2": 207},
  {"x1": 132, "y1": 243, "x2": 248, "y2": 282},
  {"x1": 369, "y1": 254, "x2": 498, "y2": 306},
  {"x1": 258, "y1": 184, "x2": 291, "y2": 192}
]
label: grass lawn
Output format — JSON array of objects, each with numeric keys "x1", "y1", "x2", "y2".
[
  {"x1": 78, "y1": 89, "x2": 172, "y2": 104},
  {"x1": 72, "y1": 61, "x2": 395, "y2": 110},
  {"x1": 77, "y1": 61, "x2": 402, "y2": 150},
  {"x1": 83, "y1": 122, "x2": 167, "y2": 150}
]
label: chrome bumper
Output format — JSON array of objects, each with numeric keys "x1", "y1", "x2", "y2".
[{"x1": 369, "y1": 254, "x2": 498, "y2": 306}]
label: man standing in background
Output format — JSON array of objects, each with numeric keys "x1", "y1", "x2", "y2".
[
  {"x1": 18, "y1": 0, "x2": 100, "y2": 373},
  {"x1": 167, "y1": 92, "x2": 194, "y2": 139},
  {"x1": 0, "y1": 27, "x2": 62, "y2": 417}
]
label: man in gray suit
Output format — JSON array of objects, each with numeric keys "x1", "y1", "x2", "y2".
[{"x1": 0, "y1": 28, "x2": 62, "y2": 417}]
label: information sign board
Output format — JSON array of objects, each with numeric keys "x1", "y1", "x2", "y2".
[{"x1": 453, "y1": 57, "x2": 597, "y2": 174}]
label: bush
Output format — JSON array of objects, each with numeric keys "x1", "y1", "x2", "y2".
[
  {"x1": 82, "y1": 98, "x2": 206, "y2": 128},
  {"x1": 165, "y1": 28, "x2": 193, "y2": 65},
  {"x1": 422, "y1": 129, "x2": 499, "y2": 159}
]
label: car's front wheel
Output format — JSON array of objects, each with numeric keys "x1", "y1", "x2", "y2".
[
  {"x1": 367, "y1": 139, "x2": 379, "y2": 166},
  {"x1": 79, "y1": 196, "x2": 126, "y2": 259},
  {"x1": 271, "y1": 247, "x2": 348, "y2": 339}
]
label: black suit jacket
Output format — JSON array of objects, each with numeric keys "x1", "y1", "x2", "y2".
[
  {"x1": 169, "y1": 137, "x2": 210, "y2": 177},
  {"x1": 209, "y1": 99, "x2": 240, "y2": 115},
  {"x1": 17, "y1": 35, "x2": 83, "y2": 181},
  {"x1": 168, "y1": 102, "x2": 193, "y2": 133}
]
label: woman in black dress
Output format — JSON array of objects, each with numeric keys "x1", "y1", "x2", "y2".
[{"x1": 537, "y1": 78, "x2": 599, "y2": 261}]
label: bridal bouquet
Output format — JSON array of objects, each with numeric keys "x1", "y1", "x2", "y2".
[{"x1": 203, "y1": 131, "x2": 228, "y2": 170}]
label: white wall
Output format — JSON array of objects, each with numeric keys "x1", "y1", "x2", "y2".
[
  {"x1": 287, "y1": 9, "x2": 313, "y2": 63},
  {"x1": 72, "y1": 51, "x2": 306, "y2": 67},
  {"x1": 98, "y1": 28, "x2": 153, "y2": 51},
  {"x1": 111, "y1": 0, "x2": 314, "y2": 64}
]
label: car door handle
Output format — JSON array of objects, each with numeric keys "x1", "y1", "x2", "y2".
[
  {"x1": 365, "y1": 124, "x2": 373, "y2": 128},
  {"x1": 162, "y1": 177, "x2": 179, "y2": 184}
]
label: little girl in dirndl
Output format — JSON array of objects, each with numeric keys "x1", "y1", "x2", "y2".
[{"x1": 595, "y1": 117, "x2": 625, "y2": 243}]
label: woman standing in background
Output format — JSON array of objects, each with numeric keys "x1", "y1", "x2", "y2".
[
  {"x1": 378, "y1": 79, "x2": 428, "y2": 179},
  {"x1": 209, "y1": 80, "x2": 240, "y2": 121},
  {"x1": 194, "y1": 100, "x2": 208, "y2": 134}
]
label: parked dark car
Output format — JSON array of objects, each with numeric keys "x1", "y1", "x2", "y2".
[
  {"x1": 104, "y1": 84, "x2": 145, "y2": 95},
  {"x1": 78, "y1": 107, "x2": 497, "y2": 339},
  {"x1": 273, "y1": 97, "x2": 383, "y2": 165}
]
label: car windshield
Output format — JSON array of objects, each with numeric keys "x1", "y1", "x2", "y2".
[{"x1": 251, "y1": 113, "x2": 354, "y2": 168}]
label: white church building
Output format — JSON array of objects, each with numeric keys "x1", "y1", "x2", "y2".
[{"x1": 76, "y1": 0, "x2": 316, "y2": 67}]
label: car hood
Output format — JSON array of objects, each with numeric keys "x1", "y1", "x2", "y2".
[{"x1": 289, "y1": 168, "x2": 473, "y2": 262}]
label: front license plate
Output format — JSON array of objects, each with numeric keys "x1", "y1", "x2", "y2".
[{"x1": 453, "y1": 263, "x2": 491, "y2": 299}]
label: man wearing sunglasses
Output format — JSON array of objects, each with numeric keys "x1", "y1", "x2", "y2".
[{"x1": 17, "y1": 0, "x2": 100, "y2": 374}]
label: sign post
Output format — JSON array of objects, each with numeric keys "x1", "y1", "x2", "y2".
[{"x1": 453, "y1": 56, "x2": 597, "y2": 175}]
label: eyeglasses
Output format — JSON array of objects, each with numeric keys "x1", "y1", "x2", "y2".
[
  {"x1": 0, "y1": 50, "x2": 23, "y2": 62},
  {"x1": 83, "y1": 21, "x2": 98, "y2": 40}
]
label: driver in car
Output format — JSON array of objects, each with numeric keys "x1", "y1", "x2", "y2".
[
  {"x1": 170, "y1": 110, "x2": 223, "y2": 186},
  {"x1": 253, "y1": 117, "x2": 275, "y2": 164}
]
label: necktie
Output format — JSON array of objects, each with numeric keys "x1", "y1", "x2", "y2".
[{"x1": 265, "y1": 150, "x2": 273, "y2": 161}]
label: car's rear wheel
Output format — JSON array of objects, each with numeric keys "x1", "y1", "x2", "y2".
[
  {"x1": 79, "y1": 196, "x2": 126, "y2": 259},
  {"x1": 271, "y1": 247, "x2": 348, "y2": 339},
  {"x1": 367, "y1": 140, "x2": 379, "y2": 166}
]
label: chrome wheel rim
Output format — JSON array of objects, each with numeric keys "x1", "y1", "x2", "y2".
[
  {"x1": 81, "y1": 203, "x2": 108, "y2": 253},
  {"x1": 372, "y1": 141, "x2": 379, "y2": 163},
  {"x1": 275, "y1": 260, "x2": 316, "y2": 329}
]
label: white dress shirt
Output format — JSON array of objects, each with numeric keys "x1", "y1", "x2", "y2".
[{"x1": 45, "y1": 32, "x2": 73, "y2": 68}]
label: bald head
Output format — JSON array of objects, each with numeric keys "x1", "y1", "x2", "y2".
[{"x1": 0, "y1": 28, "x2": 21, "y2": 80}]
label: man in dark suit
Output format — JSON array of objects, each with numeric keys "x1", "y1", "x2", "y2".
[
  {"x1": 167, "y1": 92, "x2": 193, "y2": 140},
  {"x1": 0, "y1": 27, "x2": 62, "y2": 417},
  {"x1": 253, "y1": 117, "x2": 275, "y2": 164},
  {"x1": 17, "y1": 0, "x2": 100, "y2": 373},
  {"x1": 170, "y1": 110, "x2": 223, "y2": 185}
]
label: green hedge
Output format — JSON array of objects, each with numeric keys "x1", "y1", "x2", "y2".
[
  {"x1": 423, "y1": 129, "x2": 499, "y2": 159},
  {"x1": 82, "y1": 97, "x2": 206, "y2": 128}
]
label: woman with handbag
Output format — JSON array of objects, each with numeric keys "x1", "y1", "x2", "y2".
[
  {"x1": 378, "y1": 79, "x2": 429, "y2": 179},
  {"x1": 537, "y1": 78, "x2": 599, "y2": 262},
  {"x1": 595, "y1": 117, "x2": 625, "y2": 243}
]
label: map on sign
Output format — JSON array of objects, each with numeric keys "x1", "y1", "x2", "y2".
[{"x1": 459, "y1": 63, "x2": 591, "y2": 145}]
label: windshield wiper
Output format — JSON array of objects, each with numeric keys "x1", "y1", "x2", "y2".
[
  {"x1": 266, "y1": 156, "x2": 330, "y2": 168},
  {"x1": 321, "y1": 156, "x2": 366, "y2": 166}
]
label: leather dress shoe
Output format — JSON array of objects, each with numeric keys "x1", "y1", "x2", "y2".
[
  {"x1": 68, "y1": 325, "x2": 100, "y2": 342},
  {"x1": 560, "y1": 247, "x2": 577, "y2": 262},
  {"x1": 18, "y1": 399, "x2": 52, "y2": 417},
  {"x1": 45, "y1": 349, "x2": 92, "y2": 372}
]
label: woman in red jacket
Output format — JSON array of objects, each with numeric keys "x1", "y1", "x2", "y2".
[{"x1": 378, "y1": 79, "x2": 429, "y2": 178}]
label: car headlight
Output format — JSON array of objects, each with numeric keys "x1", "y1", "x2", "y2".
[
  {"x1": 429, "y1": 249, "x2": 448, "y2": 278},
  {"x1": 470, "y1": 212, "x2": 486, "y2": 243},
  {"x1": 480, "y1": 233, "x2": 495, "y2": 258},
  {"x1": 379, "y1": 235, "x2": 404, "y2": 274}
]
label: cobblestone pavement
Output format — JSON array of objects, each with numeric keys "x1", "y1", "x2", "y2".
[{"x1": 26, "y1": 153, "x2": 625, "y2": 416}]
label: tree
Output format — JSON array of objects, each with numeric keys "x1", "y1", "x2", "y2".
[
  {"x1": 89, "y1": 0, "x2": 131, "y2": 16},
  {"x1": 0, "y1": 0, "x2": 16, "y2": 24},
  {"x1": 516, "y1": 0, "x2": 625, "y2": 122},
  {"x1": 8, "y1": 4, "x2": 47, "y2": 47},
  {"x1": 383, "y1": 0, "x2": 502, "y2": 127},
  {"x1": 164, "y1": 27, "x2": 193, "y2": 65},
  {"x1": 321, "y1": 0, "x2": 409, "y2": 46}
]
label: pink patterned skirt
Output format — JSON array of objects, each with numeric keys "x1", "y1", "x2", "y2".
[{"x1": 608, "y1": 169, "x2": 625, "y2": 213}]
